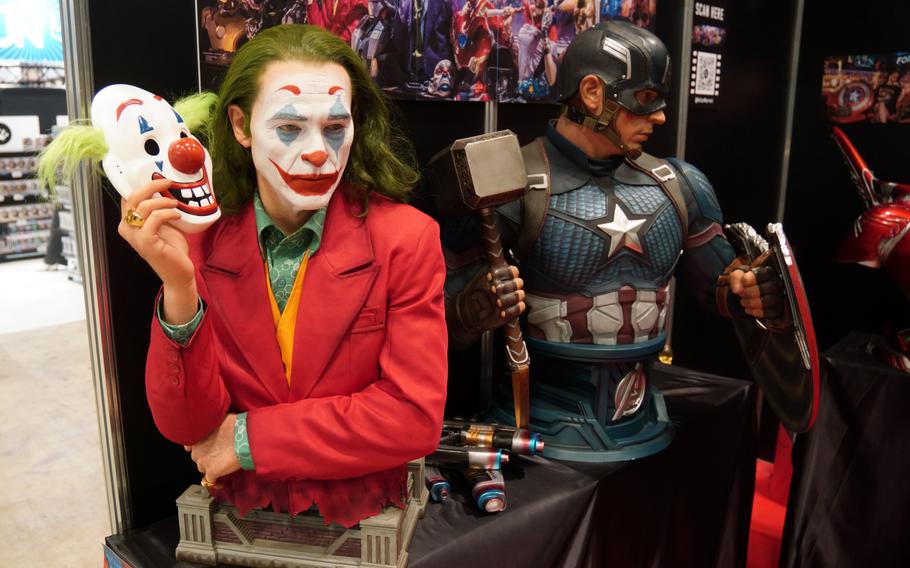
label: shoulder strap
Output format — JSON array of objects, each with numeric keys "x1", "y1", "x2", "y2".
[
  {"x1": 517, "y1": 137, "x2": 551, "y2": 260},
  {"x1": 624, "y1": 152, "x2": 689, "y2": 240}
]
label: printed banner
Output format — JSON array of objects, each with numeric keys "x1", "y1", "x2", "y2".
[
  {"x1": 198, "y1": 0, "x2": 657, "y2": 103},
  {"x1": 823, "y1": 52, "x2": 910, "y2": 124},
  {"x1": 0, "y1": 0, "x2": 63, "y2": 63}
]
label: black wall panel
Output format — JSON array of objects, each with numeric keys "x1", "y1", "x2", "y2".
[
  {"x1": 671, "y1": 0, "x2": 799, "y2": 380},
  {"x1": 88, "y1": 0, "x2": 201, "y2": 529}
]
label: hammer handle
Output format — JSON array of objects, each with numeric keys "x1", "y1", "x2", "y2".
[{"x1": 478, "y1": 207, "x2": 530, "y2": 370}]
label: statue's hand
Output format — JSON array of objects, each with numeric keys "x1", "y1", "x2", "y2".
[{"x1": 448, "y1": 265, "x2": 526, "y2": 350}]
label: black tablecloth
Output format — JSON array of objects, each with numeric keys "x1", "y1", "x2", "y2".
[
  {"x1": 107, "y1": 364, "x2": 757, "y2": 568},
  {"x1": 781, "y1": 333, "x2": 910, "y2": 568}
]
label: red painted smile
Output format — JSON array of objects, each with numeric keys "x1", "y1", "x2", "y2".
[
  {"x1": 269, "y1": 159, "x2": 339, "y2": 196},
  {"x1": 151, "y1": 171, "x2": 218, "y2": 216}
]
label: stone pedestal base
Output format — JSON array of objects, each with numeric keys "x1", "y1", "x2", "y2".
[{"x1": 176, "y1": 460, "x2": 429, "y2": 568}]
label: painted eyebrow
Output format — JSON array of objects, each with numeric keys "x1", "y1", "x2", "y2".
[
  {"x1": 115, "y1": 99, "x2": 143, "y2": 121},
  {"x1": 277, "y1": 85, "x2": 301, "y2": 95},
  {"x1": 328, "y1": 111, "x2": 352, "y2": 120},
  {"x1": 269, "y1": 110, "x2": 308, "y2": 121}
]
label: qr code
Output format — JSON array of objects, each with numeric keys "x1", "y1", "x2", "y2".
[{"x1": 694, "y1": 51, "x2": 720, "y2": 96}]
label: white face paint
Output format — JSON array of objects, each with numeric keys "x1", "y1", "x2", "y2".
[
  {"x1": 249, "y1": 61, "x2": 354, "y2": 213},
  {"x1": 91, "y1": 84, "x2": 220, "y2": 233}
]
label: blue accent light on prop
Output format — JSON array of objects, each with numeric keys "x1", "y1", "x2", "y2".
[
  {"x1": 138, "y1": 115, "x2": 154, "y2": 134},
  {"x1": 476, "y1": 489, "x2": 506, "y2": 513},
  {"x1": 529, "y1": 433, "x2": 543, "y2": 455},
  {"x1": 155, "y1": 161, "x2": 164, "y2": 172},
  {"x1": 429, "y1": 481, "x2": 450, "y2": 502}
]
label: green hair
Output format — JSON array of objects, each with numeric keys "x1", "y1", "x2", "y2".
[
  {"x1": 210, "y1": 24, "x2": 419, "y2": 215},
  {"x1": 36, "y1": 92, "x2": 218, "y2": 195},
  {"x1": 36, "y1": 123, "x2": 108, "y2": 192},
  {"x1": 173, "y1": 91, "x2": 218, "y2": 140}
]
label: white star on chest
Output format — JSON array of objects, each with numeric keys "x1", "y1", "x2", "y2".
[{"x1": 598, "y1": 204, "x2": 647, "y2": 256}]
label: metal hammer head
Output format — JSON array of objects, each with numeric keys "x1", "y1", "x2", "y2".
[{"x1": 449, "y1": 130, "x2": 528, "y2": 210}]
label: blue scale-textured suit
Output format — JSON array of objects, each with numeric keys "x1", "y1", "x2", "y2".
[{"x1": 444, "y1": 123, "x2": 739, "y2": 462}]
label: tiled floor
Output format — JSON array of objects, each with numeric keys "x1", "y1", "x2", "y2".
[
  {"x1": 0, "y1": 258, "x2": 87, "y2": 334},
  {"x1": 0, "y1": 259, "x2": 110, "y2": 566}
]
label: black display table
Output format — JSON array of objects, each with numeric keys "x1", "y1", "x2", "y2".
[
  {"x1": 106, "y1": 365, "x2": 757, "y2": 568},
  {"x1": 781, "y1": 333, "x2": 910, "y2": 568}
]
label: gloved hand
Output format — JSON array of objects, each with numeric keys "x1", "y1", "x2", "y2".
[
  {"x1": 718, "y1": 253, "x2": 790, "y2": 328},
  {"x1": 447, "y1": 265, "x2": 526, "y2": 350}
]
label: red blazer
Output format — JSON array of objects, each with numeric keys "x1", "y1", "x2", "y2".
[{"x1": 145, "y1": 188, "x2": 448, "y2": 526}]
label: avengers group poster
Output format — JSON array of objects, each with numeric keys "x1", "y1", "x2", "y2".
[
  {"x1": 823, "y1": 52, "x2": 910, "y2": 124},
  {"x1": 197, "y1": 0, "x2": 657, "y2": 103}
]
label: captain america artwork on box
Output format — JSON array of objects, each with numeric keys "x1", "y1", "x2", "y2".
[{"x1": 197, "y1": 0, "x2": 658, "y2": 102}]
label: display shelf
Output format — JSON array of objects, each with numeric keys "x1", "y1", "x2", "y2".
[
  {"x1": 0, "y1": 155, "x2": 38, "y2": 178},
  {"x1": 3, "y1": 217, "x2": 53, "y2": 232},
  {"x1": 0, "y1": 202, "x2": 55, "y2": 223},
  {"x1": 62, "y1": 234, "x2": 76, "y2": 258},
  {"x1": 0, "y1": 178, "x2": 44, "y2": 202},
  {"x1": 0, "y1": 250, "x2": 44, "y2": 261},
  {"x1": 0, "y1": 124, "x2": 54, "y2": 262},
  {"x1": 1, "y1": 229, "x2": 50, "y2": 253},
  {"x1": 66, "y1": 259, "x2": 83, "y2": 283},
  {"x1": 55, "y1": 184, "x2": 72, "y2": 205},
  {"x1": 55, "y1": 182, "x2": 81, "y2": 281}
]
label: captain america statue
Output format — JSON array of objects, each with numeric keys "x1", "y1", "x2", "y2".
[{"x1": 440, "y1": 21, "x2": 788, "y2": 462}]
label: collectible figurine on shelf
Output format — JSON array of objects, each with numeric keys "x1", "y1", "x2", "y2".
[
  {"x1": 434, "y1": 21, "x2": 819, "y2": 463},
  {"x1": 38, "y1": 84, "x2": 222, "y2": 234},
  {"x1": 833, "y1": 125, "x2": 910, "y2": 371}
]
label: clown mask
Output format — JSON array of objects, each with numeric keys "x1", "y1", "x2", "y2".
[
  {"x1": 91, "y1": 84, "x2": 220, "y2": 233},
  {"x1": 245, "y1": 61, "x2": 354, "y2": 213}
]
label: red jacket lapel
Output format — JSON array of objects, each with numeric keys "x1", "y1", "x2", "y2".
[
  {"x1": 290, "y1": 189, "x2": 379, "y2": 400},
  {"x1": 200, "y1": 204, "x2": 290, "y2": 403}
]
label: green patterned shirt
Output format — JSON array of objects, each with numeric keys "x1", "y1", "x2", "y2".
[
  {"x1": 253, "y1": 194, "x2": 326, "y2": 312},
  {"x1": 158, "y1": 193, "x2": 327, "y2": 471}
]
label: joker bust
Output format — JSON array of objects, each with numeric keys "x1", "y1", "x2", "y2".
[{"x1": 119, "y1": 25, "x2": 447, "y2": 526}]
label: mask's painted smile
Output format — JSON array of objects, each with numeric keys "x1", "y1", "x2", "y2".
[{"x1": 151, "y1": 170, "x2": 219, "y2": 215}]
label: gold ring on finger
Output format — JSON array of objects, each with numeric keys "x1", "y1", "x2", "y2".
[
  {"x1": 124, "y1": 208, "x2": 145, "y2": 227},
  {"x1": 201, "y1": 476, "x2": 218, "y2": 488}
]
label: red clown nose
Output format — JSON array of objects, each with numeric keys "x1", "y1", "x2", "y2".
[
  {"x1": 301, "y1": 150, "x2": 328, "y2": 167},
  {"x1": 168, "y1": 137, "x2": 206, "y2": 174}
]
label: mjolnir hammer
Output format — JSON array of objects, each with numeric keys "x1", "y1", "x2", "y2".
[{"x1": 431, "y1": 130, "x2": 535, "y2": 427}]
